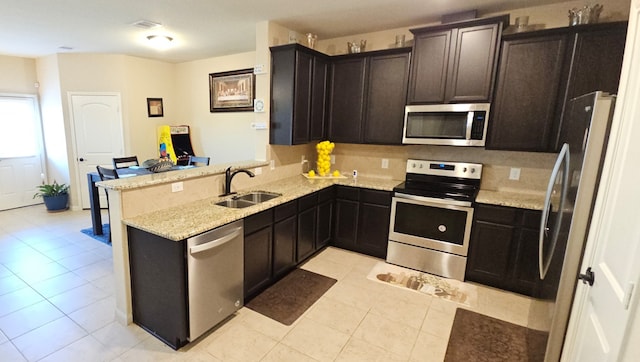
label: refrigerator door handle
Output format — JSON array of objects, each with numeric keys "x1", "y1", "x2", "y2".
[{"x1": 539, "y1": 143, "x2": 570, "y2": 279}]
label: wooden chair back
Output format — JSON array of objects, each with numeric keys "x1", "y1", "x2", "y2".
[
  {"x1": 112, "y1": 156, "x2": 139, "y2": 169},
  {"x1": 188, "y1": 156, "x2": 210, "y2": 166}
]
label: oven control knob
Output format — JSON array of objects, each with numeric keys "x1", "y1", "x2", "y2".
[
  {"x1": 463, "y1": 167, "x2": 468, "y2": 173},
  {"x1": 438, "y1": 224, "x2": 447, "y2": 232},
  {"x1": 470, "y1": 168, "x2": 476, "y2": 173}
]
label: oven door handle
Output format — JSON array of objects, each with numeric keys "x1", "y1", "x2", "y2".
[{"x1": 394, "y1": 192, "x2": 472, "y2": 207}]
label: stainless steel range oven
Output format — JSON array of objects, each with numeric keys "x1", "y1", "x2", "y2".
[{"x1": 387, "y1": 159, "x2": 482, "y2": 281}]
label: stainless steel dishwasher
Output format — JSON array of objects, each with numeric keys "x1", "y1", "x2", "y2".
[{"x1": 187, "y1": 219, "x2": 244, "y2": 341}]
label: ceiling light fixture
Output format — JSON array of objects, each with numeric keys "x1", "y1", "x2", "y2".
[{"x1": 146, "y1": 35, "x2": 174, "y2": 49}]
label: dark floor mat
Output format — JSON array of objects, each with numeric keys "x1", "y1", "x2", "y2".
[
  {"x1": 445, "y1": 308, "x2": 548, "y2": 362},
  {"x1": 245, "y1": 268, "x2": 337, "y2": 326}
]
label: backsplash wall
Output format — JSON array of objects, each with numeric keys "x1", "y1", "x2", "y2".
[{"x1": 330, "y1": 143, "x2": 556, "y2": 193}]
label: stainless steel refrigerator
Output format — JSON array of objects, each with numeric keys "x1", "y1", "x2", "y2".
[{"x1": 529, "y1": 91, "x2": 616, "y2": 361}]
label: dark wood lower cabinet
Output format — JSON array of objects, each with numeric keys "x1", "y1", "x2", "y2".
[
  {"x1": 466, "y1": 203, "x2": 542, "y2": 297},
  {"x1": 243, "y1": 185, "x2": 393, "y2": 302},
  {"x1": 332, "y1": 185, "x2": 391, "y2": 259},
  {"x1": 273, "y1": 201, "x2": 297, "y2": 279},
  {"x1": 244, "y1": 209, "x2": 274, "y2": 300},
  {"x1": 128, "y1": 227, "x2": 189, "y2": 349},
  {"x1": 297, "y1": 193, "x2": 318, "y2": 262},
  {"x1": 316, "y1": 188, "x2": 334, "y2": 249}
]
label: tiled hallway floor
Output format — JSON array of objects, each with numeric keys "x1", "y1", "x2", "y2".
[{"x1": 0, "y1": 205, "x2": 534, "y2": 361}]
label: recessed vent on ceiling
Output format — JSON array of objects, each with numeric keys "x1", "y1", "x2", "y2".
[
  {"x1": 132, "y1": 20, "x2": 162, "y2": 29},
  {"x1": 59, "y1": 46, "x2": 73, "y2": 50}
]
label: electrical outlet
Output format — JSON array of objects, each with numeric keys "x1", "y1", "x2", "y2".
[
  {"x1": 330, "y1": 155, "x2": 335, "y2": 164},
  {"x1": 381, "y1": 158, "x2": 389, "y2": 169},
  {"x1": 301, "y1": 155, "x2": 306, "y2": 162},
  {"x1": 509, "y1": 167, "x2": 521, "y2": 180},
  {"x1": 254, "y1": 167, "x2": 262, "y2": 175},
  {"x1": 171, "y1": 182, "x2": 184, "y2": 192},
  {"x1": 270, "y1": 160, "x2": 275, "y2": 170}
]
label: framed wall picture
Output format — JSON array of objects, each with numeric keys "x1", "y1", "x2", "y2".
[
  {"x1": 147, "y1": 98, "x2": 164, "y2": 117},
  {"x1": 209, "y1": 68, "x2": 255, "y2": 112}
]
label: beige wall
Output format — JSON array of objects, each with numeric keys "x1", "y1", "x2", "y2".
[
  {"x1": 175, "y1": 51, "x2": 257, "y2": 164},
  {"x1": 35, "y1": 55, "x2": 68, "y2": 189},
  {"x1": 0, "y1": 55, "x2": 38, "y2": 93},
  {"x1": 123, "y1": 56, "x2": 178, "y2": 161}
]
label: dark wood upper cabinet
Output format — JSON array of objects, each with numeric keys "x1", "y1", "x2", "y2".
[
  {"x1": 310, "y1": 56, "x2": 329, "y2": 141},
  {"x1": 488, "y1": 22, "x2": 627, "y2": 152},
  {"x1": 363, "y1": 51, "x2": 411, "y2": 144},
  {"x1": 552, "y1": 24, "x2": 628, "y2": 150},
  {"x1": 328, "y1": 57, "x2": 367, "y2": 143},
  {"x1": 407, "y1": 30, "x2": 451, "y2": 103},
  {"x1": 408, "y1": 15, "x2": 508, "y2": 104},
  {"x1": 328, "y1": 47, "x2": 411, "y2": 144},
  {"x1": 488, "y1": 33, "x2": 569, "y2": 151},
  {"x1": 270, "y1": 44, "x2": 329, "y2": 145}
]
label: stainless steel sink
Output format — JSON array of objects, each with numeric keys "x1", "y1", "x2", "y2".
[
  {"x1": 214, "y1": 199, "x2": 255, "y2": 208},
  {"x1": 214, "y1": 191, "x2": 281, "y2": 208},
  {"x1": 234, "y1": 191, "x2": 281, "y2": 203}
]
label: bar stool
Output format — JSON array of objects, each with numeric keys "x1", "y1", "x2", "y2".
[{"x1": 96, "y1": 166, "x2": 118, "y2": 242}]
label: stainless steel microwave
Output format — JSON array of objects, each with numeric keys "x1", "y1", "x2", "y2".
[{"x1": 402, "y1": 103, "x2": 490, "y2": 146}]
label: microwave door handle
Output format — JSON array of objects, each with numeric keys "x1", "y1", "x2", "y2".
[{"x1": 466, "y1": 111, "x2": 473, "y2": 140}]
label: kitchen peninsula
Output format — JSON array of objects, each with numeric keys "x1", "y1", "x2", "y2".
[{"x1": 96, "y1": 159, "x2": 402, "y2": 327}]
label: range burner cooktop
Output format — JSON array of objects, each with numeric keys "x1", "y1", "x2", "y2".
[{"x1": 393, "y1": 159, "x2": 483, "y2": 202}]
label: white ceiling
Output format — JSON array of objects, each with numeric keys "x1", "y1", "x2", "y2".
[{"x1": 0, "y1": 0, "x2": 567, "y2": 63}]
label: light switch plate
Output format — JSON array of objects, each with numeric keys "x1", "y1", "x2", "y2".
[
  {"x1": 171, "y1": 182, "x2": 184, "y2": 192},
  {"x1": 509, "y1": 167, "x2": 521, "y2": 180},
  {"x1": 381, "y1": 159, "x2": 389, "y2": 169},
  {"x1": 254, "y1": 64, "x2": 265, "y2": 74}
]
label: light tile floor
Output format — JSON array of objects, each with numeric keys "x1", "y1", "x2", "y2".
[{"x1": 0, "y1": 205, "x2": 534, "y2": 361}]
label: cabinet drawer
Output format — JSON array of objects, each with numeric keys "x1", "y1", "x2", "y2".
[
  {"x1": 336, "y1": 185, "x2": 359, "y2": 201},
  {"x1": 521, "y1": 209, "x2": 542, "y2": 229},
  {"x1": 360, "y1": 189, "x2": 391, "y2": 206},
  {"x1": 275, "y1": 200, "x2": 297, "y2": 222},
  {"x1": 318, "y1": 187, "x2": 335, "y2": 203},
  {"x1": 474, "y1": 204, "x2": 517, "y2": 224},
  {"x1": 245, "y1": 209, "x2": 273, "y2": 234},
  {"x1": 298, "y1": 192, "x2": 318, "y2": 211}
]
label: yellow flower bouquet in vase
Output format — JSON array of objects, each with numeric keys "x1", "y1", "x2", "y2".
[
  {"x1": 303, "y1": 140, "x2": 342, "y2": 178},
  {"x1": 316, "y1": 140, "x2": 334, "y2": 176}
]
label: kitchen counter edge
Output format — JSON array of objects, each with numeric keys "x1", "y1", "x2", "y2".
[{"x1": 123, "y1": 175, "x2": 402, "y2": 241}]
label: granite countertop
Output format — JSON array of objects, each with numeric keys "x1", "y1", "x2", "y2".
[
  {"x1": 97, "y1": 160, "x2": 269, "y2": 191},
  {"x1": 124, "y1": 175, "x2": 402, "y2": 241},
  {"x1": 476, "y1": 189, "x2": 546, "y2": 210}
]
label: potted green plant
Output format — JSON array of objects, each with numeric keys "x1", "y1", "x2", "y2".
[{"x1": 33, "y1": 181, "x2": 70, "y2": 212}]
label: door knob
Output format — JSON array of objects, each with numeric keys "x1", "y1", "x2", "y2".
[
  {"x1": 578, "y1": 267, "x2": 595, "y2": 286},
  {"x1": 79, "y1": 157, "x2": 85, "y2": 162}
]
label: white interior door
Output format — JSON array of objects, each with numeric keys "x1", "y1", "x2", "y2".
[
  {"x1": 563, "y1": 1, "x2": 640, "y2": 360},
  {"x1": 70, "y1": 93, "x2": 124, "y2": 209},
  {"x1": 0, "y1": 94, "x2": 46, "y2": 211}
]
